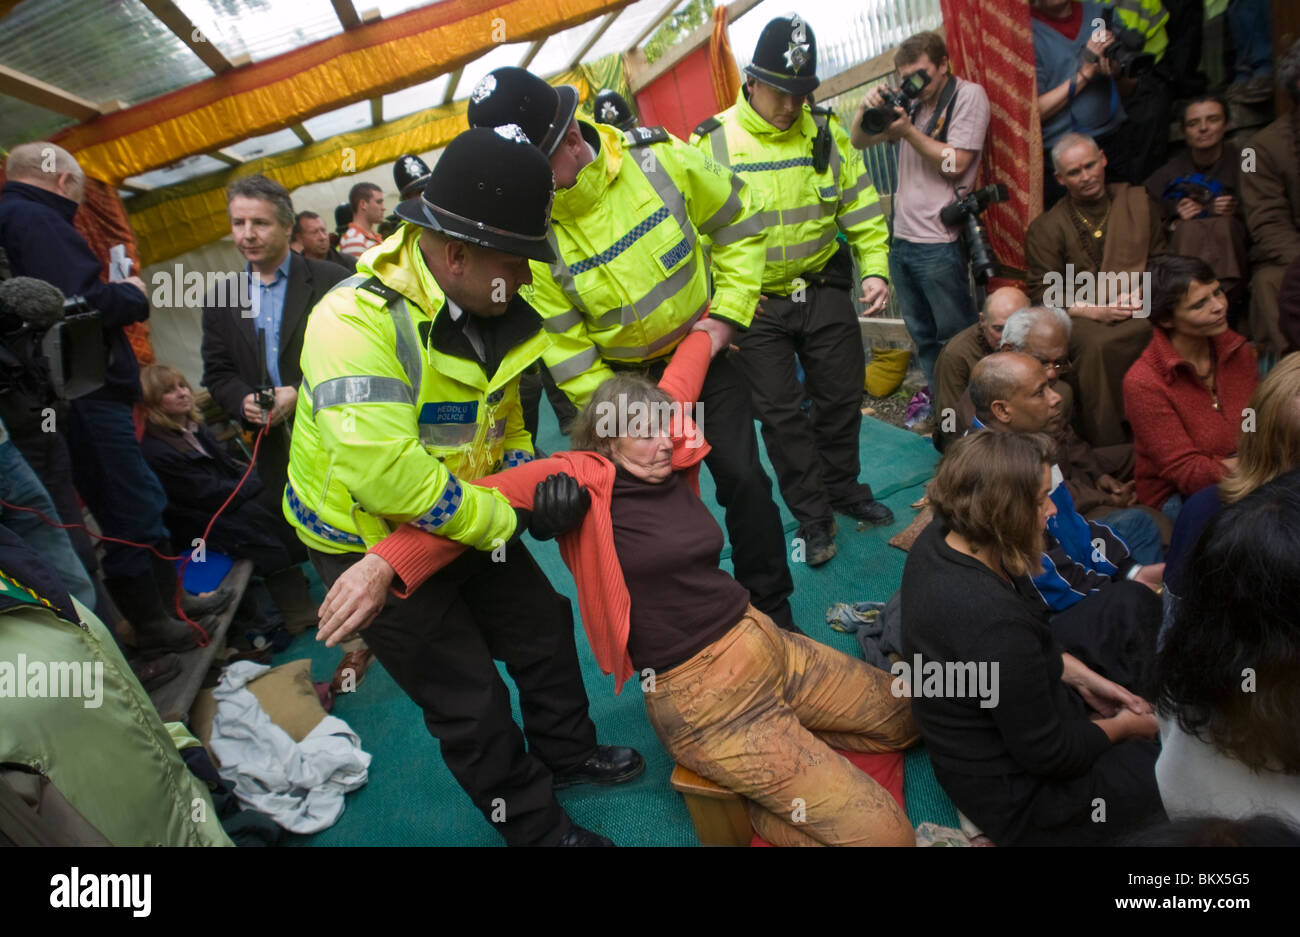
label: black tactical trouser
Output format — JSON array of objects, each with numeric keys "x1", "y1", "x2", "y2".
[
  {"x1": 732, "y1": 283, "x2": 875, "y2": 529},
  {"x1": 310, "y1": 542, "x2": 597, "y2": 846}
]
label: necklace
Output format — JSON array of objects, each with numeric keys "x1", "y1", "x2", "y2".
[
  {"x1": 1072, "y1": 198, "x2": 1111, "y2": 239},
  {"x1": 1194, "y1": 357, "x2": 1220, "y2": 411}
]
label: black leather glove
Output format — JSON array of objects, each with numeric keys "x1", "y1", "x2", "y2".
[{"x1": 528, "y1": 473, "x2": 591, "y2": 541}]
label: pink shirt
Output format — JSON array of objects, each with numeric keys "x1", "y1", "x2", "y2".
[{"x1": 891, "y1": 77, "x2": 991, "y2": 244}]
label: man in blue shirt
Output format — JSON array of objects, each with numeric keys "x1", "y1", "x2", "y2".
[{"x1": 201, "y1": 175, "x2": 347, "y2": 635}]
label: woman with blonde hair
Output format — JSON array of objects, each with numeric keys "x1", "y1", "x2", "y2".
[
  {"x1": 900, "y1": 430, "x2": 1166, "y2": 845},
  {"x1": 1163, "y1": 353, "x2": 1300, "y2": 615},
  {"x1": 139, "y1": 364, "x2": 297, "y2": 646}
]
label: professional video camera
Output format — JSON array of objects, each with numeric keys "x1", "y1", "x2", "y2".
[
  {"x1": 940, "y1": 183, "x2": 1010, "y2": 285},
  {"x1": 0, "y1": 276, "x2": 105, "y2": 433},
  {"x1": 860, "y1": 69, "x2": 931, "y2": 135},
  {"x1": 1094, "y1": 8, "x2": 1156, "y2": 80}
]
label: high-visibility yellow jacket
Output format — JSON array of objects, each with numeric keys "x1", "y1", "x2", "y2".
[
  {"x1": 522, "y1": 121, "x2": 766, "y2": 409},
  {"x1": 1103, "y1": 0, "x2": 1169, "y2": 61},
  {"x1": 692, "y1": 94, "x2": 890, "y2": 296},
  {"x1": 284, "y1": 224, "x2": 544, "y2": 555}
]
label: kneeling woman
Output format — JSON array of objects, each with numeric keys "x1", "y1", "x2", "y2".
[
  {"x1": 901, "y1": 432, "x2": 1166, "y2": 845},
  {"x1": 321, "y1": 326, "x2": 918, "y2": 846}
]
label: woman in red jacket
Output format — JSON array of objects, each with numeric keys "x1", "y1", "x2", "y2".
[
  {"x1": 1122, "y1": 255, "x2": 1258, "y2": 517},
  {"x1": 318, "y1": 321, "x2": 919, "y2": 846}
]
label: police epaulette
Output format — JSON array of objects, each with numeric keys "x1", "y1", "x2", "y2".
[
  {"x1": 357, "y1": 276, "x2": 402, "y2": 304},
  {"x1": 692, "y1": 116, "x2": 722, "y2": 138},
  {"x1": 625, "y1": 125, "x2": 671, "y2": 147}
]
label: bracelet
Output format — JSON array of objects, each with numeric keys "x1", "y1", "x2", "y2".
[{"x1": 1125, "y1": 564, "x2": 1143, "y2": 582}]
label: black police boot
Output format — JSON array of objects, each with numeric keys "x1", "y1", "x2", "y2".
[
  {"x1": 797, "y1": 519, "x2": 838, "y2": 567},
  {"x1": 556, "y1": 822, "x2": 616, "y2": 846},
  {"x1": 836, "y1": 499, "x2": 895, "y2": 527},
  {"x1": 552, "y1": 746, "x2": 646, "y2": 789},
  {"x1": 104, "y1": 572, "x2": 197, "y2": 659}
]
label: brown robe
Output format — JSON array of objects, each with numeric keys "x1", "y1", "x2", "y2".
[
  {"x1": 1024, "y1": 183, "x2": 1167, "y2": 448},
  {"x1": 932, "y1": 322, "x2": 992, "y2": 452}
]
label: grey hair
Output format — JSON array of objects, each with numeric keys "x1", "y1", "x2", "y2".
[
  {"x1": 1279, "y1": 38, "x2": 1300, "y2": 101},
  {"x1": 1051, "y1": 132, "x2": 1099, "y2": 171},
  {"x1": 226, "y1": 174, "x2": 294, "y2": 228},
  {"x1": 1001, "y1": 305, "x2": 1072, "y2": 351}
]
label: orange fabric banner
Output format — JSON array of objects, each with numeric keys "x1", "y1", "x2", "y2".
[
  {"x1": 709, "y1": 4, "x2": 740, "y2": 112},
  {"x1": 52, "y1": 0, "x2": 629, "y2": 185}
]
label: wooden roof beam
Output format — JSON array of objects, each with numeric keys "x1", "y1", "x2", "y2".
[
  {"x1": 441, "y1": 68, "x2": 464, "y2": 106},
  {"x1": 289, "y1": 123, "x2": 314, "y2": 145},
  {"x1": 209, "y1": 148, "x2": 246, "y2": 167},
  {"x1": 0, "y1": 63, "x2": 100, "y2": 120},
  {"x1": 140, "y1": 0, "x2": 236, "y2": 74},
  {"x1": 370, "y1": 96, "x2": 383, "y2": 125},
  {"x1": 519, "y1": 38, "x2": 545, "y2": 70},
  {"x1": 330, "y1": 0, "x2": 361, "y2": 30},
  {"x1": 566, "y1": 10, "x2": 620, "y2": 70}
]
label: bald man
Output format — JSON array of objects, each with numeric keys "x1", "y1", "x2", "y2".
[
  {"x1": 967, "y1": 351, "x2": 1163, "y2": 688},
  {"x1": 0, "y1": 142, "x2": 198, "y2": 660},
  {"x1": 932, "y1": 286, "x2": 1028, "y2": 452}
]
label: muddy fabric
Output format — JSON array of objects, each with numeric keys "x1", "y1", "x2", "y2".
[{"x1": 644, "y1": 606, "x2": 918, "y2": 846}]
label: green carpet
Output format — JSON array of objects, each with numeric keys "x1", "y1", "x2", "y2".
[{"x1": 281, "y1": 402, "x2": 958, "y2": 846}]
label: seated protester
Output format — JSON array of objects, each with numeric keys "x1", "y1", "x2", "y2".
[
  {"x1": 933, "y1": 287, "x2": 1029, "y2": 452},
  {"x1": 1144, "y1": 96, "x2": 1249, "y2": 309},
  {"x1": 1026, "y1": 132, "x2": 1167, "y2": 448},
  {"x1": 901, "y1": 430, "x2": 1165, "y2": 846},
  {"x1": 1164, "y1": 353, "x2": 1300, "y2": 624},
  {"x1": 1278, "y1": 254, "x2": 1300, "y2": 357},
  {"x1": 318, "y1": 325, "x2": 920, "y2": 847},
  {"x1": 1123, "y1": 255, "x2": 1259, "y2": 518},
  {"x1": 1032, "y1": 0, "x2": 1138, "y2": 206},
  {"x1": 1152, "y1": 467, "x2": 1300, "y2": 828},
  {"x1": 138, "y1": 365, "x2": 297, "y2": 646},
  {"x1": 0, "y1": 525, "x2": 232, "y2": 846},
  {"x1": 1000, "y1": 306, "x2": 1170, "y2": 546},
  {"x1": 968, "y1": 353, "x2": 1163, "y2": 689},
  {"x1": 1240, "y1": 39, "x2": 1300, "y2": 360}
]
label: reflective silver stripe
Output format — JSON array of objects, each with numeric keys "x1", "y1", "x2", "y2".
[
  {"x1": 547, "y1": 345, "x2": 604, "y2": 385},
  {"x1": 841, "y1": 173, "x2": 876, "y2": 204},
  {"x1": 595, "y1": 256, "x2": 700, "y2": 330},
  {"x1": 310, "y1": 375, "x2": 412, "y2": 414},
  {"x1": 698, "y1": 173, "x2": 745, "y2": 237},
  {"x1": 711, "y1": 210, "x2": 766, "y2": 246},
  {"x1": 389, "y1": 298, "x2": 423, "y2": 396},
  {"x1": 767, "y1": 227, "x2": 838, "y2": 263},
  {"x1": 546, "y1": 231, "x2": 591, "y2": 316},
  {"x1": 331, "y1": 274, "x2": 370, "y2": 293},
  {"x1": 706, "y1": 127, "x2": 729, "y2": 166},
  {"x1": 420, "y1": 422, "x2": 478, "y2": 447},
  {"x1": 542, "y1": 307, "x2": 584, "y2": 333},
  {"x1": 639, "y1": 157, "x2": 696, "y2": 258},
  {"x1": 603, "y1": 301, "x2": 707, "y2": 360},
  {"x1": 838, "y1": 201, "x2": 885, "y2": 229},
  {"x1": 712, "y1": 201, "x2": 838, "y2": 246}
]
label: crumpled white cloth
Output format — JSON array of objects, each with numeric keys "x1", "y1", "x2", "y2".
[{"x1": 209, "y1": 660, "x2": 371, "y2": 833}]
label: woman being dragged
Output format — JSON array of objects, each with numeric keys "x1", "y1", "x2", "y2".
[{"x1": 319, "y1": 319, "x2": 918, "y2": 846}]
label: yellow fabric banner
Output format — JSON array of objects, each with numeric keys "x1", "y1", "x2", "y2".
[{"x1": 126, "y1": 69, "x2": 594, "y2": 267}]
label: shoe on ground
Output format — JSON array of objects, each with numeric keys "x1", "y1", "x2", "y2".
[
  {"x1": 556, "y1": 822, "x2": 615, "y2": 846},
  {"x1": 796, "y1": 519, "x2": 838, "y2": 567},
  {"x1": 181, "y1": 584, "x2": 237, "y2": 617},
  {"x1": 331, "y1": 646, "x2": 375, "y2": 694},
  {"x1": 130, "y1": 653, "x2": 182, "y2": 691},
  {"x1": 836, "y1": 498, "x2": 895, "y2": 527},
  {"x1": 552, "y1": 745, "x2": 645, "y2": 789}
]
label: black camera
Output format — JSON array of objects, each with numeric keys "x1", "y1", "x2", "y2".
[
  {"x1": 940, "y1": 184, "x2": 1010, "y2": 285},
  {"x1": 1096, "y1": 9, "x2": 1155, "y2": 79},
  {"x1": 860, "y1": 69, "x2": 931, "y2": 135}
]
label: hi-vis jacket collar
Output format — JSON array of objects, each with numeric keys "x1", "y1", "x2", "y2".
[
  {"x1": 736, "y1": 91, "x2": 817, "y2": 141},
  {"x1": 554, "y1": 122, "x2": 627, "y2": 222}
]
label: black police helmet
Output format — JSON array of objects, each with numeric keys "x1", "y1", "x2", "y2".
[
  {"x1": 394, "y1": 153, "x2": 433, "y2": 201},
  {"x1": 394, "y1": 125, "x2": 556, "y2": 263},
  {"x1": 745, "y1": 14, "x2": 820, "y2": 96},
  {"x1": 466, "y1": 66, "x2": 579, "y2": 157},
  {"x1": 334, "y1": 202, "x2": 353, "y2": 234},
  {"x1": 593, "y1": 89, "x2": 636, "y2": 131}
]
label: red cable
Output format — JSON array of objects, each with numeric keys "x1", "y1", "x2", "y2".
[{"x1": 1, "y1": 419, "x2": 273, "y2": 647}]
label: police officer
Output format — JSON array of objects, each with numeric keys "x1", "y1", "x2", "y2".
[
  {"x1": 593, "y1": 89, "x2": 638, "y2": 131},
  {"x1": 285, "y1": 127, "x2": 643, "y2": 846},
  {"x1": 468, "y1": 66, "x2": 798, "y2": 631},
  {"x1": 692, "y1": 16, "x2": 895, "y2": 567},
  {"x1": 393, "y1": 152, "x2": 433, "y2": 201}
]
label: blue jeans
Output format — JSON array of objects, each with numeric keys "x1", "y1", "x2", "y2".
[
  {"x1": 889, "y1": 238, "x2": 977, "y2": 390},
  {"x1": 1098, "y1": 507, "x2": 1164, "y2": 565},
  {"x1": 1160, "y1": 492, "x2": 1184, "y2": 526},
  {"x1": 0, "y1": 439, "x2": 97, "y2": 608},
  {"x1": 1228, "y1": 0, "x2": 1273, "y2": 81},
  {"x1": 64, "y1": 398, "x2": 170, "y2": 579}
]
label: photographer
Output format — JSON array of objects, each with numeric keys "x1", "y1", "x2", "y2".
[
  {"x1": 1032, "y1": 1, "x2": 1138, "y2": 206},
  {"x1": 851, "y1": 30, "x2": 990, "y2": 395}
]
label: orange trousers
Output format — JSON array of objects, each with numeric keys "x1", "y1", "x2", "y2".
[{"x1": 644, "y1": 607, "x2": 919, "y2": 846}]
